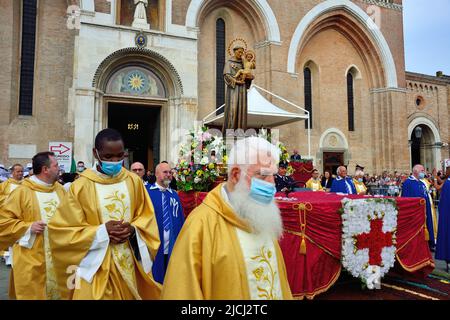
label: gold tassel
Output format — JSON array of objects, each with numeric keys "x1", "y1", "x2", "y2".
[
  {"x1": 424, "y1": 225, "x2": 430, "y2": 241},
  {"x1": 300, "y1": 237, "x2": 307, "y2": 255}
]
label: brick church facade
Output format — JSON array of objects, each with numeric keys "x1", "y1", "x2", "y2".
[{"x1": 0, "y1": 0, "x2": 449, "y2": 174}]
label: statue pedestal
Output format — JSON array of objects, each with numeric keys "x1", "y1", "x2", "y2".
[{"x1": 132, "y1": 18, "x2": 150, "y2": 30}]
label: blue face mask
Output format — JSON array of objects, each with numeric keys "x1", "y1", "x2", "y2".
[
  {"x1": 358, "y1": 178, "x2": 363, "y2": 183},
  {"x1": 249, "y1": 177, "x2": 276, "y2": 205},
  {"x1": 96, "y1": 150, "x2": 123, "y2": 177},
  {"x1": 418, "y1": 172, "x2": 425, "y2": 179}
]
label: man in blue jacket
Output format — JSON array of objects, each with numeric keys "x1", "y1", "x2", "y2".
[
  {"x1": 401, "y1": 164, "x2": 435, "y2": 251},
  {"x1": 146, "y1": 162, "x2": 184, "y2": 284},
  {"x1": 330, "y1": 166, "x2": 357, "y2": 194}
]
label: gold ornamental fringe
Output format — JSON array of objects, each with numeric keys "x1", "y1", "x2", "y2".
[
  {"x1": 424, "y1": 224, "x2": 430, "y2": 241},
  {"x1": 299, "y1": 237, "x2": 307, "y2": 255},
  {"x1": 292, "y1": 202, "x2": 312, "y2": 255}
]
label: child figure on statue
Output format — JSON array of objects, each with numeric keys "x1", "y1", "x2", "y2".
[{"x1": 234, "y1": 50, "x2": 256, "y2": 82}]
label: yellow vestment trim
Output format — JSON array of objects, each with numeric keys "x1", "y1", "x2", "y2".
[
  {"x1": 96, "y1": 181, "x2": 140, "y2": 299},
  {"x1": 35, "y1": 190, "x2": 61, "y2": 300}
]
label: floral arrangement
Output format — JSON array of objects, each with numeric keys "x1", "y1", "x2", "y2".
[
  {"x1": 341, "y1": 198, "x2": 398, "y2": 289},
  {"x1": 175, "y1": 126, "x2": 226, "y2": 192},
  {"x1": 277, "y1": 141, "x2": 290, "y2": 164},
  {"x1": 285, "y1": 164, "x2": 295, "y2": 176}
]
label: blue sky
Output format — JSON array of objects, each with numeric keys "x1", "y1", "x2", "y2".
[{"x1": 403, "y1": 0, "x2": 450, "y2": 75}]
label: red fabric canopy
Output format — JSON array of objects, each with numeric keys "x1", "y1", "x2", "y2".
[
  {"x1": 290, "y1": 161, "x2": 314, "y2": 186},
  {"x1": 178, "y1": 191, "x2": 208, "y2": 217}
]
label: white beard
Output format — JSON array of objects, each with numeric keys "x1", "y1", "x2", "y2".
[{"x1": 228, "y1": 178, "x2": 283, "y2": 239}]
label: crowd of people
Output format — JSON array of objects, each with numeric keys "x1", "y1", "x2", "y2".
[
  {"x1": 275, "y1": 155, "x2": 447, "y2": 201},
  {"x1": 0, "y1": 133, "x2": 448, "y2": 300}
]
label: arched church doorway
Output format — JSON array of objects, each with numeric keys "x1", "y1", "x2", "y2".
[
  {"x1": 107, "y1": 102, "x2": 160, "y2": 171},
  {"x1": 104, "y1": 65, "x2": 167, "y2": 171},
  {"x1": 410, "y1": 124, "x2": 436, "y2": 171}
]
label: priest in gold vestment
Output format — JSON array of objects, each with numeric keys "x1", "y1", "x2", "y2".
[
  {"x1": 0, "y1": 164, "x2": 24, "y2": 207},
  {"x1": 0, "y1": 152, "x2": 65, "y2": 299},
  {"x1": 161, "y1": 137, "x2": 292, "y2": 300},
  {"x1": 353, "y1": 165, "x2": 367, "y2": 196},
  {"x1": 48, "y1": 128, "x2": 161, "y2": 300},
  {"x1": 0, "y1": 164, "x2": 24, "y2": 264},
  {"x1": 305, "y1": 169, "x2": 324, "y2": 192}
]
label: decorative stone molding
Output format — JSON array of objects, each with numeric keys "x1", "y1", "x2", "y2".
[
  {"x1": 92, "y1": 47, "x2": 184, "y2": 96},
  {"x1": 185, "y1": 0, "x2": 281, "y2": 44},
  {"x1": 359, "y1": 0, "x2": 403, "y2": 11},
  {"x1": 287, "y1": 0, "x2": 398, "y2": 88}
]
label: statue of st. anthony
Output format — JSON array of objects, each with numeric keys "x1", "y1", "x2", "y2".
[{"x1": 222, "y1": 45, "x2": 254, "y2": 134}]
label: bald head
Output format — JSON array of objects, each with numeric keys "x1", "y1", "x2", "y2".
[
  {"x1": 155, "y1": 162, "x2": 172, "y2": 188},
  {"x1": 130, "y1": 162, "x2": 145, "y2": 178},
  {"x1": 412, "y1": 164, "x2": 425, "y2": 179},
  {"x1": 11, "y1": 164, "x2": 24, "y2": 181}
]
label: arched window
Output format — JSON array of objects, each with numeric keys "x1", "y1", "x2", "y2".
[
  {"x1": 216, "y1": 18, "x2": 226, "y2": 115},
  {"x1": 347, "y1": 73, "x2": 355, "y2": 131},
  {"x1": 19, "y1": 0, "x2": 38, "y2": 115},
  {"x1": 304, "y1": 67, "x2": 312, "y2": 129}
]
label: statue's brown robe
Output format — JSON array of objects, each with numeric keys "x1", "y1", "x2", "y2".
[{"x1": 222, "y1": 58, "x2": 252, "y2": 133}]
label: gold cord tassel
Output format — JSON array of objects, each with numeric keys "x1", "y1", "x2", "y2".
[
  {"x1": 299, "y1": 237, "x2": 306, "y2": 255},
  {"x1": 424, "y1": 225, "x2": 430, "y2": 241}
]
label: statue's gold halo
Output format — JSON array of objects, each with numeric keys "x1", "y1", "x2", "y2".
[{"x1": 227, "y1": 38, "x2": 248, "y2": 56}]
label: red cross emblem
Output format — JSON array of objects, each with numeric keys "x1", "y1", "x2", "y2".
[{"x1": 355, "y1": 218, "x2": 394, "y2": 266}]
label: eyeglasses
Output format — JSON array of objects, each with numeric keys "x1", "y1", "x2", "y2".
[{"x1": 132, "y1": 168, "x2": 144, "y2": 172}]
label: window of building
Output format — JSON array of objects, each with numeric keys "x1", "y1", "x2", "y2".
[
  {"x1": 216, "y1": 18, "x2": 226, "y2": 115},
  {"x1": 347, "y1": 73, "x2": 355, "y2": 131},
  {"x1": 415, "y1": 95, "x2": 425, "y2": 110},
  {"x1": 304, "y1": 67, "x2": 312, "y2": 129},
  {"x1": 18, "y1": 0, "x2": 38, "y2": 116}
]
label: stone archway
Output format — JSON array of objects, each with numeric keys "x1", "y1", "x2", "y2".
[
  {"x1": 92, "y1": 47, "x2": 184, "y2": 96},
  {"x1": 287, "y1": 0, "x2": 398, "y2": 88},
  {"x1": 73, "y1": 48, "x2": 192, "y2": 166},
  {"x1": 186, "y1": 0, "x2": 281, "y2": 44},
  {"x1": 318, "y1": 128, "x2": 350, "y2": 175},
  {"x1": 408, "y1": 117, "x2": 442, "y2": 171}
]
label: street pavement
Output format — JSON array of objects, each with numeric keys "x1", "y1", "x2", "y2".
[
  {"x1": 0, "y1": 254, "x2": 448, "y2": 300},
  {"x1": 0, "y1": 261, "x2": 10, "y2": 300}
]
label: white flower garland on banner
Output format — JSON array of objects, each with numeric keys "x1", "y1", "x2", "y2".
[{"x1": 341, "y1": 198, "x2": 398, "y2": 289}]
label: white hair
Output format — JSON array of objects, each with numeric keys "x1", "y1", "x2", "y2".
[
  {"x1": 337, "y1": 166, "x2": 346, "y2": 175},
  {"x1": 227, "y1": 137, "x2": 280, "y2": 174},
  {"x1": 412, "y1": 164, "x2": 423, "y2": 174},
  {"x1": 228, "y1": 173, "x2": 283, "y2": 239}
]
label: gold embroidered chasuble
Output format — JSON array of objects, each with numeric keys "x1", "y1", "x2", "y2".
[
  {"x1": 353, "y1": 179, "x2": 368, "y2": 195},
  {"x1": 0, "y1": 178, "x2": 22, "y2": 207},
  {"x1": 161, "y1": 184, "x2": 292, "y2": 300},
  {"x1": 0, "y1": 178, "x2": 65, "y2": 299},
  {"x1": 48, "y1": 168, "x2": 161, "y2": 300},
  {"x1": 305, "y1": 178, "x2": 324, "y2": 192}
]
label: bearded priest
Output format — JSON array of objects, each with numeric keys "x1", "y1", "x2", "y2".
[
  {"x1": 48, "y1": 128, "x2": 161, "y2": 300},
  {"x1": 161, "y1": 136, "x2": 292, "y2": 300}
]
